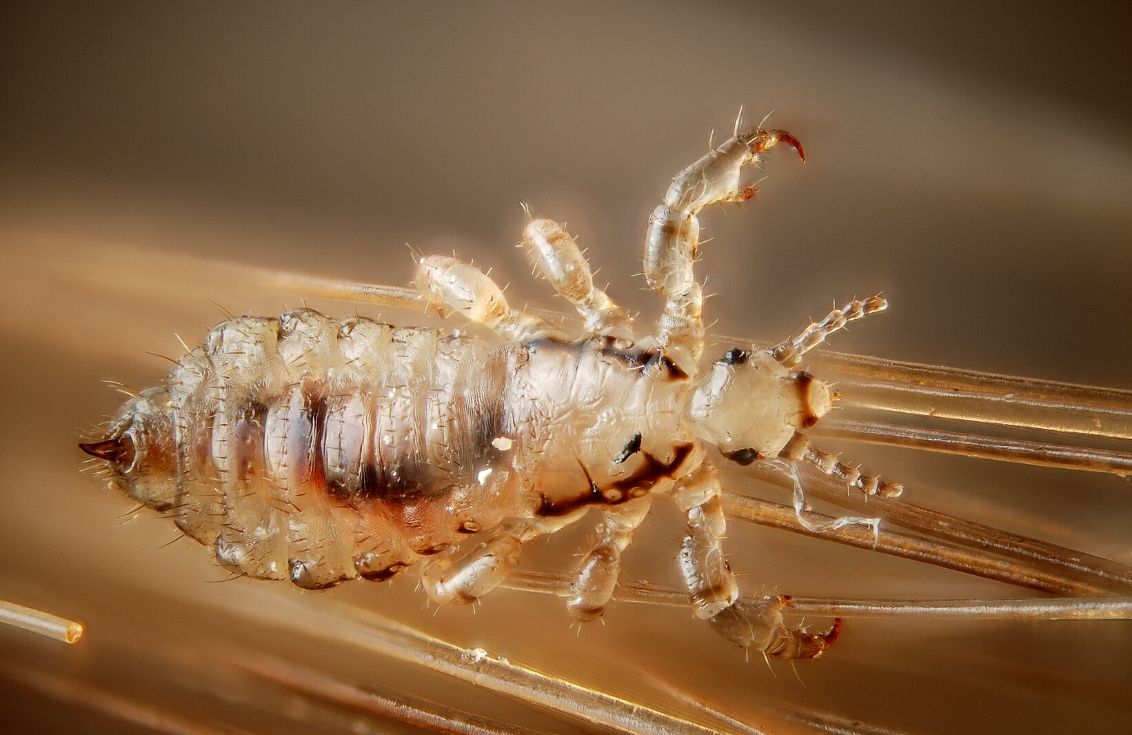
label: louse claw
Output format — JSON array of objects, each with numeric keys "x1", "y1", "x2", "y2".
[{"x1": 749, "y1": 128, "x2": 807, "y2": 163}]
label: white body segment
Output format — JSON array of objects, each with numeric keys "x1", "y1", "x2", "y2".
[{"x1": 82, "y1": 123, "x2": 897, "y2": 659}]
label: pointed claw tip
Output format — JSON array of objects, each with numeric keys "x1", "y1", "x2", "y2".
[
  {"x1": 780, "y1": 132, "x2": 806, "y2": 163},
  {"x1": 750, "y1": 128, "x2": 805, "y2": 162}
]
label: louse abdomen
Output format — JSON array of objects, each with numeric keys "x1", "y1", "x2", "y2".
[{"x1": 94, "y1": 309, "x2": 519, "y2": 590}]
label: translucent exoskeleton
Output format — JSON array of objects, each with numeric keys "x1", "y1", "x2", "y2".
[{"x1": 79, "y1": 124, "x2": 910, "y2": 660}]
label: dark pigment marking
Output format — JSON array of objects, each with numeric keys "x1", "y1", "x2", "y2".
[
  {"x1": 355, "y1": 454, "x2": 435, "y2": 503},
  {"x1": 537, "y1": 444, "x2": 695, "y2": 517},
  {"x1": 312, "y1": 389, "x2": 442, "y2": 505},
  {"x1": 526, "y1": 336, "x2": 689, "y2": 381},
  {"x1": 793, "y1": 371, "x2": 820, "y2": 428},
  {"x1": 721, "y1": 348, "x2": 750, "y2": 366},
  {"x1": 307, "y1": 390, "x2": 330, "y2": 493},
  {"x1": 613, "y1": 433, "x2": 643, "y2": 464},
  {"x1": 358, "y1": 562, "x2": 407, "y2": 582},
  {"x1": 722, "y1": 447, "x2": 762, "y2": 466}
]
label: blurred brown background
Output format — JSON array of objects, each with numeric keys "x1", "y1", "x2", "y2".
[{"x1": 2, "y1": 2, "x2": 1130, "y2": 733}]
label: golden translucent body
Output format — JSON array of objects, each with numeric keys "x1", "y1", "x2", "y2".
[{"x1": 84, "y1": 126, "x2": 882, "y2": 660}]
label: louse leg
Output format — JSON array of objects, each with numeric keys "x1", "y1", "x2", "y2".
[
  {"x1": 645, "y1": 127, "x2": 804, "y2": 370},
  {"x1": 567, "y1": 497, "x2": 652, "y2": 621},
  {"x1": 780, "y1": 431, "x2": 904, "y2": 498},
  {"x1": 671, "y1": 461, "x2": 838, "y2": 659},
  {"x1": 772, "y1": 295, "x2": 889, "y2": 368},
  {"x1": 419, "y1": 523, "x2": 530, "y2": 605},
  {"x1": 418, "y1": 514, "x2": 583, "y2": 605},
  {"x1": 413, "y1": 255, "x2": 564, "y2": 341},
  {"x1": 520, "y1": 216, "x2": 635, "y2": 341}
]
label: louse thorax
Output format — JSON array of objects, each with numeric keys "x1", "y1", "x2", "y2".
[
  {"x1": 502, "y1": 335, "x2": 698, "y2": 512},
  {"x1": 687, "y1": 347, "x2": 832, "y2": 462},
  {"x1": 80, "y1": 386, "x2": 178, "y2": 512}
]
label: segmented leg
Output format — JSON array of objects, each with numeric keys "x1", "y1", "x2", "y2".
[
  {"x1": 645, "y1": 127, "x2": 804, "y2": 370},
  {"x1": 521, "y1": 216, "x2": 635, "y2": 341},
  {"x1": 781, "y1": 432, "x2": 904, "y2": 498},
  {"x1": 773, "y1": 295, "x2": 888, "y2": 368},
  {"x1": 419, "y1": 522, "x2": 532, "y2": 605},
  {"x1": 414, "y1": 255, "x2": 563, "y2": 341},
  {"x1": 420, "y1": 514, "x2": 582, "y2": 605},
  {"x1": 709, "y1": 597, "x2": 842, "y2": 661},
  {"x1": 567, "y1": 497, "x2": 651, "y2": 621},
  {"x1": 671, "y1": 461, "x2": 839, "y2": 660}
]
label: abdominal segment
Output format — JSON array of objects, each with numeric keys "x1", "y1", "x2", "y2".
[{"x1": 160, "y1": 310, "x2": 516, "y2": 589}]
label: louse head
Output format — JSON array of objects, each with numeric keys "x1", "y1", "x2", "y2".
[
  {"x1": 688, "y1": 347, "x2": 832, "y2": 463},
  {"x1": 80, "y1": 386, "x2": 178, "y2": 511}
]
